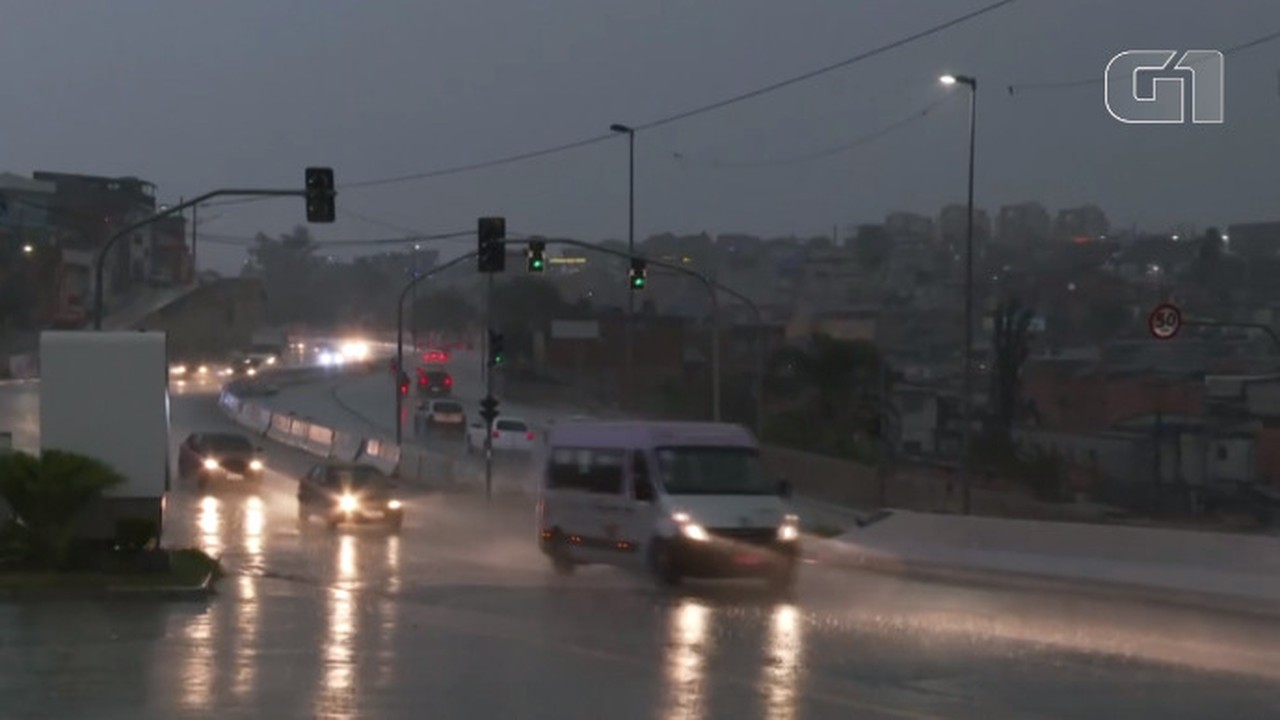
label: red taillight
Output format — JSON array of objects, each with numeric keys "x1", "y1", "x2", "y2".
[
  {"x1": 444, "y1": 376, "x2": 453, "y2": 386},
  {"x1": 419, "y1": 376, "x2": 427, "y2": 386},
  {"x1": 493, "y1": 430, "x2": 501, "y2": 438},
  {"x1": 526, "y1": 431, "x2": 535, "y2": 441}
]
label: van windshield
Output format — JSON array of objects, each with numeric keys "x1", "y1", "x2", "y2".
[{"x1": 654, "y1": 446, "x2": 773, "y2": 496}]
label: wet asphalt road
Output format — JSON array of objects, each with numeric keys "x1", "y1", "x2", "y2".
[{"x1": 2, "y1": 384, "x2": 1280, "y2": 718}]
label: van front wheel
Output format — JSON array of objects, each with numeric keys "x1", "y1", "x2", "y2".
[{"x1": 648, "y1": 537, "x2": 682, "y2": 587}]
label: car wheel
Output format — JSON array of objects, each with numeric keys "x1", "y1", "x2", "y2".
[{"x1": 647, "y1": 537, "x2": 681, "y2": 587}]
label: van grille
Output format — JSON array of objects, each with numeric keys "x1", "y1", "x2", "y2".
[{"x1": 709, "y1": 527, "x2": 777, "y2": 544}]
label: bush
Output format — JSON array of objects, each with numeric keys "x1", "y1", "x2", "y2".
[
  {"x1": 114, "y1": 518, "x2": 160, "y2": 553},
  {"x1": 0, "y1": 450, "x2": 127, "y2": 569}
]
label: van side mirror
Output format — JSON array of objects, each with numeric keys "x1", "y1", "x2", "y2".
[{"x1": 777, "y1": 479, "x2": 793, "y2": 499}]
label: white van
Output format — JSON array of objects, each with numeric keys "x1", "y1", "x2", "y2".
[{"x1": 537, "y1": 421, "x2": 799, "y2": 592}]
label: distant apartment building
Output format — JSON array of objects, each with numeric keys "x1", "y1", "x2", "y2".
[
  {"x1": 996, "y1": 202, "x2": 1052, "y2": 246},
  {"x1": 884, "y1": 211, "x2": 935, "y2": 242},
  {"x1": 938, "y1": 204, "x2": 992, "y2": 256},
  {"x1": 1225, "y1": 221, "x2": 1280, "y2": 261},
  {"x1": 33, "y1": 171, "x2": 159, "y2": 300},
  {"x1": 1053, "y1": 205, "x2": 1109, "y2": 242}
]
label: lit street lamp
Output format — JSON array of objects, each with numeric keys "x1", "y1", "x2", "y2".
[{"x1": 940, "y1": 72, "x2": 977, "y2": 515}]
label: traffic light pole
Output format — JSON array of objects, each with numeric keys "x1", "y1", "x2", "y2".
[
  {"x1": 93, "y1": 188, "x2": 306, "y2": 330},
  {"x1": 498, "y1": 237, "x2": 725, "y2": 422},
  {"x1": 484, "y1": 271, "x2": 495, "y2": 501},
  {"x1": 395, "y1": 251, "x2": 479, "y2": 446}
]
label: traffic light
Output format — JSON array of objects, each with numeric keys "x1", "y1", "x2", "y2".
[
  {"x1": 397, "y1": 371, "x2": 410, "y2": 396},
  {"x1": 487, "y1": 329, "x2": 505, "y2": 367},
  {"x1": 304, "y1": 167, "x2": 336, "y2": 223},
  {"x1": 479, "y1": 395, "x2": 500, "y2": 425},
  {"x1": 628, "y1": 258, "x2": 647, "y2": 290},
  {"x1": 477, "y1": 216, "x2": 506, "y2": 273},
  {"x1": 527, "y1": 240, "x2": 546, "y2": 273}
]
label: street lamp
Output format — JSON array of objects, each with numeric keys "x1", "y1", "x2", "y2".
[
  {"x1": 610, "y1": 123, "x2": 637, "y2": 408},
  {"x1": 940, "y1": 72, "x2": 977, "y2": 515},
  {"x1": 22, "y1": 244, "x2": 34, "y2": 255}
]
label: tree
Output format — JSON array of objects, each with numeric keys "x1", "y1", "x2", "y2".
[
  {"x1": 766, "y1": 334, "x2": 886, "y2": 459},
  {"x1": 990, "y1": 296, "x2": 1033, "y2": 440},
  {"x1": 411, "y1": 287, "x2": 478, "y2": 336},
  {"x1": 245, "y1": 225, "x2": 319, "y2": 324},
  {"x1": 0, "y1": 450, "x2": 126, "y2": 569}
]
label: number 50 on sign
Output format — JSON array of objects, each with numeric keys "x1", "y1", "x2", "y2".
[{"x1": 1149, "y1": 303, "x2": 1183, "y2": 340}]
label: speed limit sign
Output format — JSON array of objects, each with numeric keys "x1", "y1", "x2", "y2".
[{"x1": 1148, "y1": 303, "x2": 1182, "y2": 340}]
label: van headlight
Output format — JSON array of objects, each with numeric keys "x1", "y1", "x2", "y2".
[
  {"x1": 778, "y1": 514, "x2": 800, "y2": 541},
  {"x1": 338, "y1": 494, "x2": 359, "y2": 512},
  {"x1": 387, "y1": 499, "x2": 402, "y2": 510},
  {"x1": 672, "y1": 512, "x2": 710, "y2": 542},
  {"x1": 203, "y1": 458, "x2": 219, "y2": 470},
  {"x1": 249, "y1": 459, "x2": 264, "y2": 472}
]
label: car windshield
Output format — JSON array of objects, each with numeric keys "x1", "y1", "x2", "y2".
[
  {"x1": 496, "y1": 420, "x2": 528, "y2": 432},
  {"x1": 654, "y1": 445, "x2": 773, "y2": 496},
  {"x1": 203, "y1": 434, "x2": 253, "y2": 453},
  {"x1": 433, "y1": 401, "x2": 463, "y2": 413}
]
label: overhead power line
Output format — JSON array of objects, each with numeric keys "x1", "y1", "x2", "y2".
[
  {"x1": 1008, "y1": 26, "x2": 1280, "y2": 95},
  {"x1": 338, "y1": 0, "x2": 1018, "y2": 190},
  {"x1": 673, "y1": 95, "x2": 953, "y2": 169}
]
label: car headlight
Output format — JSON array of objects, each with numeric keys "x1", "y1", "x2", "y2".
[
  {"x1": 203, "y1": 458, "x2": 219, "y2": 470},
  {"x1": 197, "y1": 365, "x2": 209, "y2": 375},
  {"x1": 247, "y1": 368, "x2": 257, "y2": 376},
  {"x1": 387, "y1": 499, "x2": 402, "y2": 510},
  {"x1": 249, "y1": 459, "x2": 264, "y2": 471},
  {"x1": 338, "y1": 494, "x2": 358, "y2": 512}
]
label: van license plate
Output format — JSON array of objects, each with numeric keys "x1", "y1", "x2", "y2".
[{"x1": 734, "y1": 553, "x2": 764, "y2": 566}]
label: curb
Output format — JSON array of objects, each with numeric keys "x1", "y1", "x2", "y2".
[
  {"x1": 815, "y1": 543, "x2": 1280, "y2": 621},
  {"x1": 0, "y1": 570, "x2": 216, "y2": 602}
]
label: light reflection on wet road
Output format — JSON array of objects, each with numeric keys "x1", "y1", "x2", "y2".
[{"x1": 1, "y1": 387, "x2": 1280, "y2": 718}]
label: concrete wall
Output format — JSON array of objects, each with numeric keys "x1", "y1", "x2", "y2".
[{"x1": 136, "y1": 278, "x2": 265, "y2": 359}]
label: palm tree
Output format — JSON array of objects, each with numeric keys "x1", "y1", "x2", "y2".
[{"x1": 0, "y1": 450, "x2": 126, "y2": 569}]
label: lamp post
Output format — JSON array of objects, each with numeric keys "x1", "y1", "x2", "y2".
[
  {"x1": 941, "y1": 72, "x2": 977, "y2": 515},
  {"x1": 610, "y1": 123, "x2": 636, "y2": 409},
  {"x1": 395, "y1": 251, "x2": 478, "y2": 446}
]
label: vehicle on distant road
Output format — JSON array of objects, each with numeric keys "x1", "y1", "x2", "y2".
[
  {"x1": 415, "y1": 399, "x2": 466, "y2": 436},
  {"x1": 179, "y1": 432, "x2": 265, "y2": 490},
  {"x1": 536, "y1": 421, "x2": 799, "y2": 594},
  {"x1": 422, "y1": 348, "x2": 449, "y2": 364},
  {"x1": 297, "y1": 461, "x2": 403, "y2": 531},
  {"x1": 467, "y1": 417, "x2": 537, "y2": 454},
  {"x1": 417, "y1": 366, "x2": 453, "y2": 397}
]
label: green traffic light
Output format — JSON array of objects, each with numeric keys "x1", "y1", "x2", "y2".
[{"x1": 631, "y1": 275, "x2": 645, "y2": 289}]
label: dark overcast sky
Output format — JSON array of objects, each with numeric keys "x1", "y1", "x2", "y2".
[{"x1": 2, "y1": 0, "x2": 1277, "y2": 273}]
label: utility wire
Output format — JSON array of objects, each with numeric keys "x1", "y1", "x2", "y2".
[
  {"x1": 338, "y1": 0, "x2": 1018, "y2": 190},
  {"x1": 1008, "y1": 26, "x2": 1280, "y2": 95},
  {"x1": 675, "y1": 95, "x2": 952, "y2": 169}
]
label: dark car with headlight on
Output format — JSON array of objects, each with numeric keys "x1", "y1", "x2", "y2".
[
  {"x1": 179, "y1": 432, "x2": 265, "y2": 489},
  {"x1": 297, "y1": 461, "x2": 403, "y2": 532}
]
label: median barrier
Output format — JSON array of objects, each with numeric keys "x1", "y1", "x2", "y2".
[
  {"x1": 331, "y1": 431, "x2": 364, "y2": 463},
  {"x1": 238, "y1": 404, "x2": 273, "y2": 435},
  {"x1": 303, "y1": 424, "x2": 335, "y2": 457},
  {"x1": 267, "y1": 414, "x2": 295, "y2": 445},
  {"x1": 360, "y1": 438, "x2": 401, "y2": 476}
]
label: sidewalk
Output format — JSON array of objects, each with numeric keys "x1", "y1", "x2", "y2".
[{"x1": 811, "y1": 510, "x2": 1280, "y2": 619}]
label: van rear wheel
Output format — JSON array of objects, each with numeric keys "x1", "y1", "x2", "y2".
[{"x1": 547, "y1": 530, "x2": 575, "y2": 575}]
